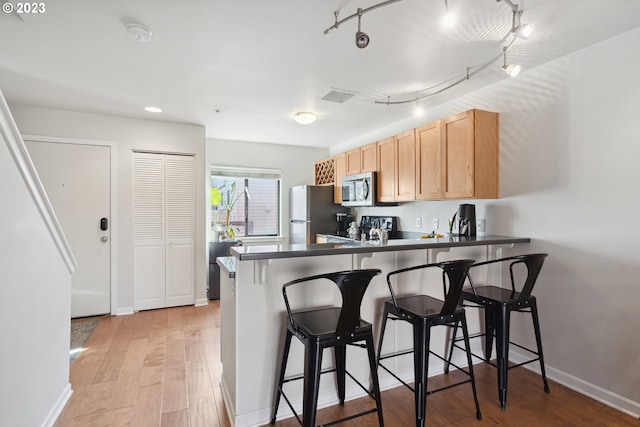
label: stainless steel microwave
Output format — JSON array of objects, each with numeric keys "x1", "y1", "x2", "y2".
[{"x1": 342, "y1": 171, "x2": 376, "y2": 207}]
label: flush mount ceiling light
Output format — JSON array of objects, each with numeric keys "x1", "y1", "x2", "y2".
[
  {"x1": 126, "y1": 23, "x2": 153, "y2": 43},
  {"x1": 293, "y1": 112, "x2": 318, "y2": 125},
  {"x1": 501, "y1": 46, "x2": 521, "y2": 77},
  {"x1": 144, "y1": 106, "x2": 162, "y2": 113}
]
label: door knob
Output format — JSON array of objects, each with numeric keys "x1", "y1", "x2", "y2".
[{"x1": 101, "y1": 236, "x2": 108, "y2": 242}]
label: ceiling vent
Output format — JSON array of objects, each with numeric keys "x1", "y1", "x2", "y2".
[{"x1": 321, "y1": 89, "x2": 356, "y2": 103}]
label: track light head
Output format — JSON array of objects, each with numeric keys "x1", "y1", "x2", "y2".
[
  {"x1": 442, "y1": 0, "x2": 455, "y2": 28},
  {"x1": 502, "y1": 63, "x2": 521, "y2": 77},
  {"x1": 516, "y1": 22, "x2": 534, "y2": 39},
  {"x1": 354, "y1": 8, "x2": 370, "y2": 48},
  {"x1": 502, "y1": 46, "x2": 521, "y2": 77},
  {"x1": 355, "y1": 31, "x2": 370, "y2": 48}
]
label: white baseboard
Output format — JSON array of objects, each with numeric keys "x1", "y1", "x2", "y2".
[
  {"x1": 220, "y1": 379, "x2": 239, "y2": 427},
  {"x1": 509, "y1": 351, "x2": 640, "y2": 419},
  {"x1": 41, "y1": 383, "x2": 72, "y2": 427},
  {"x1": 114, "y1": 306, "x2": 134, "y2": 316},
  {"x1": 195, "y1": 298, "x2": 209, "y2": 307}
]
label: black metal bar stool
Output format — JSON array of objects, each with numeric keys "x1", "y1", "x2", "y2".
[
  {"x1": 376, "y1": 259, "x2": 481, "y2": 427},
  {"x1": 445, "y1": 253, "x2": 550, "y2": 409},
  {"x1": 270, "y1": 269, "x2": 384, "y2": 427}
]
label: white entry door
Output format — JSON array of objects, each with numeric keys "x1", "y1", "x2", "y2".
[{"x1": 25, "y1": 140, "x2": 111, "y2": 318}]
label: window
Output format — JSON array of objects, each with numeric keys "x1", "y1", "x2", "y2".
[{"x1": 211, "y1": 167, "x2": 281, "y2": 238}]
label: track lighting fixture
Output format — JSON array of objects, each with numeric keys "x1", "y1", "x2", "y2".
[
  {"x1": 516, "y1": 22, "x2": 534, "y2": 39},
  {"x1": 501, "y1": 0, "x2": 534, "y2": 39},
  {"x1": 324, "y1": 0, "x2": 403, "y2": 48},
  {"x1": 501, "y1": 46, "x2": 521, "y2": 77},
  {"x1": 355, "y1": 9, "x2": 370, "y2": 49},
  {"x1": 442, "y1": 0, "x2": 455, "y2": 28},
  {"x1": 324, "y1": 0, "x2": 533, "y2": 105}
]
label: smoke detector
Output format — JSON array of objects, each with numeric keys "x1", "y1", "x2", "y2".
[{"x1": 126, "y1": 23, "x2": 153, "y2": 43}]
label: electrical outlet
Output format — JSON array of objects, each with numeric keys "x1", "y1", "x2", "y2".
[
  {"x1": 416, "y1": 217, "x2": 422, "y2": 228},
  {"x1": 432, "y1": 218, "x2": 439, "y2": 230}
]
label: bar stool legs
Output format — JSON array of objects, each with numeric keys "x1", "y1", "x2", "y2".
[
  {"x1": 461, "y1": 316, "x2": 483, "y2": 421},
  {"x1": 271, "y1": 330, "x2": 293, "y2": 425},
  {"x1": 531, "y1": 300, "x2": 550, "y2": 395},
  {"x1": 412, "y1": 322, "x2": 429, "y2": 426}
]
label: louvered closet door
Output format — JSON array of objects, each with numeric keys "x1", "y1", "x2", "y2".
[
  {"x1": 165, "y1": 155, "x2": 195, "y2": 307},
  {"x1": 133, "y1": 153, "x2": 195, "y2": 310}
]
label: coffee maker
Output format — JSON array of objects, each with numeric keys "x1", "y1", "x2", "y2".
[
  {"x1": 457, "y1": 204, "x2": 476, "y2": 237},
  {"x1": 336, "y1": 213, "x2": 353, "y2": 237}
]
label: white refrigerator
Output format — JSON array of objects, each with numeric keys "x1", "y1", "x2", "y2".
[{"x1": 289, "y1": 185, "x2": 344, "y2": 244}]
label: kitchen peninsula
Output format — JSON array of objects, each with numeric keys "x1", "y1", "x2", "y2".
[{"x1": 218, "y1": 235, "x2": 530, "y2": 427}]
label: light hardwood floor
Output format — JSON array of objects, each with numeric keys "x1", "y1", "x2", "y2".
[
  {"x1": 55, "y1": 303, "x2": 230, "y2": 427},
  {"x1": 56, "y1": 302, "x2": 639, "y2": 427}
]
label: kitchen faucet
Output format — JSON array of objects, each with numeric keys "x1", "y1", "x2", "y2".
[{"x1": 369, "y1": 225, "x2": 388, "y2": 242}]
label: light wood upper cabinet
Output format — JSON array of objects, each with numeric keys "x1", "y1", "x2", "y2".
[
  {"x1": 360, "y1": 142, "x2": 377, "y2": 172},
  {"x1": 345, "y1": 148, "x2": 361, "y2": 176},
  {"x1": 345, "y1": 142, "x2": 377, "y2": 175},
  {"x1": 314, "y1": 157, "x2": 335, "y2": 186},
  {"x1": 415, "y1": 121, "x2": 442, "y2": 200},
  {"x1": 376, "y1": 132, "x2": 415, "y2": 202},
  {"x1": 315, "y1": 108, "x2": 498, "y2": 203},
  {"x1": 333, "y1": 153, "x2": 346, "y2": 204},
  {"x1": 395, "y1": 130, "x2": 416, "y2": 201},
  {"x1": 313, "y1": 154, "x2": 345, "y2": 204},
  {"x1": 442, "y1": 109, "x2": 498, "y2": 199},
  {"x1": 376, "y1": 136, "x2": 395, "y2": 202}
]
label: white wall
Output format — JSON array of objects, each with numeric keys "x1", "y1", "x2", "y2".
[
  {"x1": 1, "y1": 101, "x2": 72, "y2": 426},
  {"x1": 206, "y1": 138, "x2": 329, "y2": 240},
  {"x1": 345, "y1": 28, "x2": 640, "y2": 416},
  {"x1": 7, "y1": 105, "x2": 208, "y2": 312}
]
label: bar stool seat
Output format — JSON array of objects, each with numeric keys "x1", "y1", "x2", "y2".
[
  {"x1": 270, "y1": 269, "x2": 384, "y2": 427},
  {"x1": 376, "y1": 259, "x2": 481, "y2": 427},
  {"x1": 445, "y1": 253, "x2": 550, "y2": 410}
]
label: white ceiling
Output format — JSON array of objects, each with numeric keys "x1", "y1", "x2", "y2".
[{"x1": 1, "y1": 0, "x2": 639, "y2": 148}]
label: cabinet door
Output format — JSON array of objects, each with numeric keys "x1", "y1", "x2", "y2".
[
  {"x1": 442, "y1": 111, "x2": 475, "y2": 199},
  {"x1": 395, "y1": 130, "x2": 416, "y2": 201},
  {"x1": 360, "y1": 142, "x2": 377, "y2": 172},
  {"x1": 345, "y1": 148, "x2": 361, "y2": 176},
  {"x1": 415, "y1": 121, "x2": 442, "y2": 200},
  {"x1": 334, "y1": 153, "x2": 346, "y2": 204},
  {"x1": 376, "y1": 137, "x2": 395, "y2": 202},
  {"x1": 472, "y1": 109, "x2": 499, "y2": 199}
]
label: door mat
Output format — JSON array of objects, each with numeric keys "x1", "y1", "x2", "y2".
[{"x1": 70, "y1": 319, "x2": 99, "y2": 365}]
